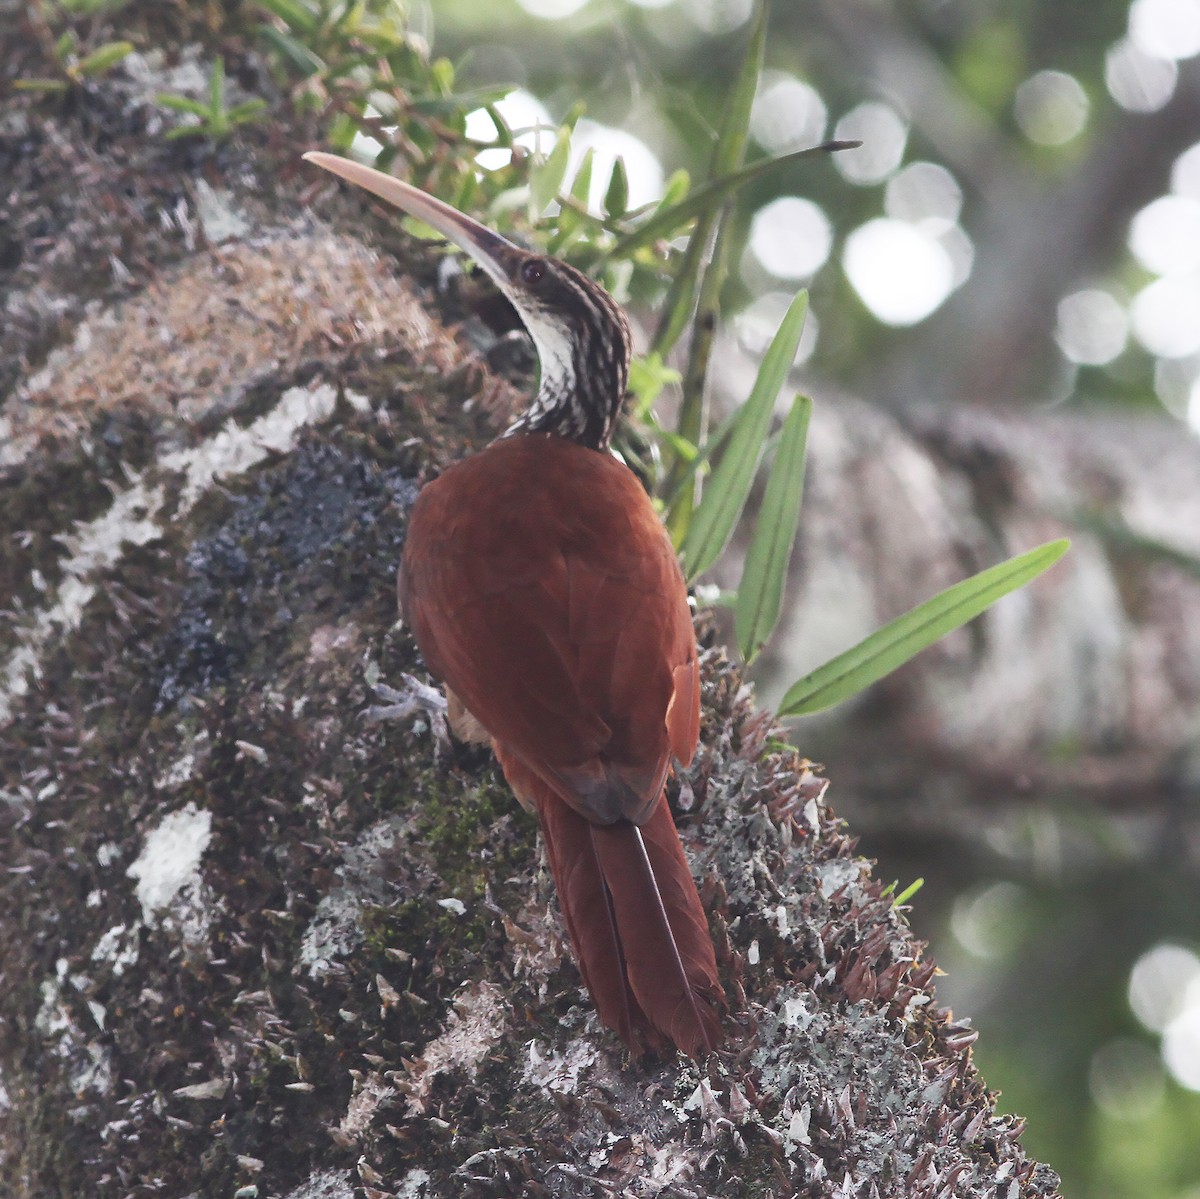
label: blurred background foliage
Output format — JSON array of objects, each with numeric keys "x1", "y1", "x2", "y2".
[
  {"x1": 17, "y1": 0, "x2": 1200, "y2": 1193},
  {"x1": 403, "y1": 4, "x2": 1200, "y2": 1195},
  {"x1": 408, "y1": 3, "x2": 1199, "y2": 1195}
]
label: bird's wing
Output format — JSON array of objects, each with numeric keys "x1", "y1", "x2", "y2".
[{"x1": 400, "y1": 436, "x2": 698, "y2": 826}]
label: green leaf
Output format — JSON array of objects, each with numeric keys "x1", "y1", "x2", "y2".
[
  {"x1": 156, "y1": 93, "x2": 212, "y2": 116},
  {"x1": 257, "y1": 0, "x2": 319, "y2": 34},
  {"x1": 778, "y1": 538, "x2": 1071, "y2": 717},
  {"x1": 226, "y1": 99, "x2": 269, "y2": 125},
  {"x1": 14, "y1": 78, "x2": 71, "y2": 93},
  {"x1": 653, "y1": 0, "x2": 761, "y2": 364},
  {"x1": 209, "y1": 55, "x2": 226, "y2": 116},
  {"x1": 530, "y1": 125, "x2": 572, "y2": 215},
  {"x1": 484, "y1": 103, "x2": 514, "y2": 148},
  {"x1": 55, "y1": 30, "x2": 78, "y2": 61},
  {"x1": 257, "y1": 24, "x2": 326, "y2": 75},
  {"x1": 735, "y1": 394, "x2": 812, "y2": 663},
  {"x1": 612, "y1": 140, "x2": 855, "y2": 258},
  {"x1": 712, "y1": 0, "x2": 764, "y2": 178},
  {"x1": 570, "y1": 147, "x2": 596, "y2": 203},
  {"x1": 680, "y1": 290, "x2": 809, "y2": 579},
  {"x1": 628, "y1": 353, "x2": 682, "y2": 419},
  {"x1": 892, "y1": 878, "x2": 925, "y2": 907},
  {"x1": 605, "y1": 156, "x2": 629, "y2": 218},
  {"x1": 76, "y1": 40, "x2": 135, "y2": 77}
]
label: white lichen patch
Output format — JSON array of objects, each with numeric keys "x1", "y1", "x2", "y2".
[
  {"x1": 282, "y1": 1168, "x2": 355, "y2": 1199},
  {"x1": 523, "y1": 1037, "x2": 598, "y2": 1094},
  {"x1": 816, "y1": 857, "x2": 863, "y2": 900},
  {"x1": 126, "y1": 804, "x2": 214, "y2": 945},
  {"x1": 0, "y1": 482, "x2": 165, "y2": 722},
  {"x1": 299, "y1": 817, "x2": 412, "y2": 978},
  {"x1": 171, "y1": 383, "x2": 338, "y2": 513},
  {"x1": 194, "y1": 179, "x2": 250, "y2": 243},
  {"x1": 0, "y1": 381, "x2": 339, "y2": 723},
  {"x1": 34, "y1": 963, "x2": 114, "y2": 1096},
  {"x1": 403, "y1": 980, "x2": 507, "y2": 1113},
  {"x1": 153, "y1": 733, "x2": 209, "y2": 791},
  {"x1": 338, "y1": 1071, "x2": 395, "y2": 1143},
  {"x1": 396, "y1": 1168, "x2": 431, "y2": 1198},
  {"x1": 91, "y1": 923, "x2": 140, "y2": 977}
]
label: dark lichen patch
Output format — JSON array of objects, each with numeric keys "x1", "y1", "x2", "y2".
[{"x1": 156, "y1": 437, "x2": 415, "y2": 710}]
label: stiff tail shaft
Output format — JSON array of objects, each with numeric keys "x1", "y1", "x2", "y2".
[{"x1": 535, "y1": 786, "x2": 723, "y2": 1056}]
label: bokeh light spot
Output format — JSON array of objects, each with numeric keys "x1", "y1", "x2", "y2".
[
  {"x1": 679, "y1": 0, "x2": 753, "y2": 34},
  {"x1": 1189, "y1": 374, "x2": 1200, "y2": 432},
  {"x1": 1164, "y1": 1000, "x2": 1200, "y2": 1090},
  {"x1": 569, "y1": 120, "x2": 664, "y2": 211},
  {"x1": 735, "y1": 291, "x2": 819, "y2": 371},
  {"x1": 750, "y1": 72, "x2": 827, "y2": 153},
  {"x1": 1128, "y1": 943, "x2": 1200, "y2": 1032},
  {"x1": 1171, "y1": 140, "x2": 1200, "y2": 198},
  {"x1": 748, "y1": 196, "x2": 833, "y2": 280},
  {"x1": 1129, "y1": 0, "x2": 1200, "y2": 61},
  {"x1": 514, "y1": 0, "x2": 589, "y2": 17},
  {"x1": 843, "y1": 219, "x2": 955, "y2": 326},
  {"x1": 950, "y1": 882, "x2": 1029, "y2": 959},
  {"x1": 1055, "y1": 289, "x2": 1129, "y2": 365},
  {"x1": 1129, "y1": 194, "x2": 1200, "y2": 275},
  {"x1": 885, "y1": 161, "x2": 962, "y2": 231},
  {"x1": 1014, "y1": 70, "x2": 1089, "y2": 145},
  {"x1": 833, "y1": 103, "x2": 908, "y2": 185},
  {"x1": 1131, "y1": 278, "x2": 1200, "y2": 356},
  {"x1": 468, "y1": 89, "x2": 554, "y2": 170},
  {"x1": 1106, "y1": 37, "x2": 1178, "y2": 111},
  {"x1": 1089, "y1": 1038, "x2": 1166, "y2": 1120}
]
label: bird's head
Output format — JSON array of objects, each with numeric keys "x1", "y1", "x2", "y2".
[{"x1": 304, "y1": 151, "x2": 631, "y2": 451}]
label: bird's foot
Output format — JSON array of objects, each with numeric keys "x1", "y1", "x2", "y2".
[{"x1": 363, "y1": 674, "x2": 451, "y2": 754}]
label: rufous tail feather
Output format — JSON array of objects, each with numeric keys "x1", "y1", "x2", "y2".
[{"x1": 531, "y1": 781, "x2": 723, "y2": 1056}]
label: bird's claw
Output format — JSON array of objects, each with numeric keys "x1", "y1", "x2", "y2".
[{"x1": 363, "y1": 673, "x2": 451, "y2": 754}]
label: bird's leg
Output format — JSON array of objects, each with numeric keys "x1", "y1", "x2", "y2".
[{"x1": 363, "y1": 673, "x2": 451, "y2": 753}]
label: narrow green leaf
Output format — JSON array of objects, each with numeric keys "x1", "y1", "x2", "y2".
[
  {"x1": 484, "y1": 103, "x2": 514, "y2": 148},
  {"x1": 628, "y1": 353, "x2": 682, "y2": 419},
  {"x1": 76, "y1": 40, "x2": 135, "y2": 77},
  {"x1": 660, "y1": 402, "x2": 740, "y2": 524},
  {"x1": 657, "y1": 168, "x2": 690, "y2": 212},
  {"x1": 680, "y1": 290, "x2": 809, "y2": 580},
  {"x1": 735, "y1": 394, "x2": 812, "y2": 662},
  {"x1": 892, "y1": 878, "x2": 925, "y2": 907},
  {"x1": 778, "y1": 538, "x2": 1071, "y2": 717},
  {"x1": 14, "y1": 78, "x2": 71, "y2": 92},
  {"x1": 656, "y1": 0, "x2": 762, "y2": 369},
  {"x1": 605, "y1": 156, "x2": 629, "y2": 218},
  {"x1": 257, "y1": 0, "x2": 319, "y2": 34},
  {"x1": 209, "y1": 55, "x2": 226, "y2": 116},
  {"x1": 613, "y1": 140, "x2": 857, "y2": 258},
  {"x1": 257, "y1": 24, "x2": 326, "y2": 75},
  {"x1": 713, "y1": 0, "x2": 764, "y2": 177},
  {"x1": 571, "y1": 147, "x2": 595, "y2": 203},
  {"x1": 55, "y1": 30, "x2": 78, "y2": 60},
  {"x1": 156, "y1": 94, "x2": 211, "y2": 116},
  {"x1": 529, "y1": 125, "x2": 571, "y2": 214},
  {"x1": 226, "y1": 99, "x2": 269, "y2": 125}
]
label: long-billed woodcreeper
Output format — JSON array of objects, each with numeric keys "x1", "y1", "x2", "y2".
[{"x1": 305, "y1": 151, "x2": 723, "y2": 1056}]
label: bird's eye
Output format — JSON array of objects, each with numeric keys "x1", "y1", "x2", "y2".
[{"x1": 520, "y1": 259, "x2": 546, "y2": 286}]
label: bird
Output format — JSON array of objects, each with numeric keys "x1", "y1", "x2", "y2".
[{"x1": 304, "y1": 150, "x2": 724, "y2": 1057}]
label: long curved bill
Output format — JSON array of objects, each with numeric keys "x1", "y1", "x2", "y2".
[{"x1": 303, "y1": 151, "x2": 518, "y2": 288}]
